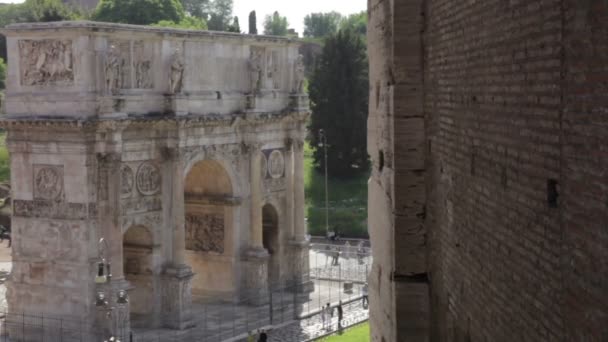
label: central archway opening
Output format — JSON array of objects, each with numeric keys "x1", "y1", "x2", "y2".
[
  {"x1": 262, "y1": 204, "x2": 280, "y2": 288},
  {"x1": 123, "y1": 225, "x2": 154, "y2": 326},
  {"x1": 184, "y1": 160, "x2": 235, "y2": 299}
]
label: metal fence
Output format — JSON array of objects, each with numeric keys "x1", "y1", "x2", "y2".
[{"x1": 0, "y1": 242, "x2": 372, "y2": 342}]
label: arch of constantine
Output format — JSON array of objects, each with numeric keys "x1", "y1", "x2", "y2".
[{"x1": 0, "y1": 21, "x2": 310, "y2": 334}]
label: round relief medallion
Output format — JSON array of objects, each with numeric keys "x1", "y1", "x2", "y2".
[
  {"x1": 267, "y1": 150, "x2": 285, "y2": 179},
  {"x1": 136, "y1": 162, "x2": 161, "y2": 196},
  {"x1": 120, "y1": 165, "x2": 134, "y2": 197},
  {"x1": 34, "y1": 166, "x2": 63, "y2": 200}
]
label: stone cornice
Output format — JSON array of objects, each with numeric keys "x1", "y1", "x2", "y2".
[
  {"x1": 1, "y1": 21, "x2": 301, "y2": 46},
  {"x1": 0, "y1": 110, "x2": 310, "y2": 131}
]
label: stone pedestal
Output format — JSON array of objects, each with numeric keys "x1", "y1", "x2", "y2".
[
  {"x1": 99, "y1": 96, "x2": 128, "y2": 118},
  {"x1": 290, "y1": 94, "x2": 310, "y2": 111},
  {"x1": 93, "y1": 278, "x2": 132, "y2": 342},
  {"x1": 289, "y1": 239, "x2": 314, "y2": 292},
  {"x1": 161, "y1": 265, "x2": 195, "y2": 330},
  {"x1": 240, "y1": 247, "x2": 269, "y2": 305},
  {"x1": 245, "y1": 94, "x2": 257, "y2": 111},
  {"x1": 165, "y1": 94, "x2": 189, "y2": 116}
]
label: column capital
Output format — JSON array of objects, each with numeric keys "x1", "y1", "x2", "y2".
[
  {"x1": 97, "y1": 152, "x2": 121, "y2": 168},
  {"x1": 160, "y1": 146, "x2": 183, "y2": 162},
  {"x1": 292, "y1": 139, "x2": 305, "y2": 152},
  {"x1": 241, "y1": 141, "x2": 263, "y2": 155}
]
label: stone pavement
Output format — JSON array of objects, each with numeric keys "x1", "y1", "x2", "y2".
[{"x1": 264, "y1": 298, "x2": 369, "y2": 342}]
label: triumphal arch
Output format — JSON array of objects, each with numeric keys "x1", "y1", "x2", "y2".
[{"x1": 1, "y1": 21, "x2": 310, "y2": 334}]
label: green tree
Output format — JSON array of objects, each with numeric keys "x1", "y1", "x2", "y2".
[
  {"x1": 206, "y1": 0, "x2": 232, "y2": 31},
  {"x1": 92, "y1": 0, "x2": 184, "y2": 25},
  {"x1": 0, "y1": 58, "x2": 6, "y2": 90},
  {"x1": 263, "y1": 11, "x2": 288, "y2": 36},
  {"x1": 0, "y1": 0, "x2": 79, "y2": 62},
  {"x1": 226, "y1": 15, "x2": 239, "y2": 32},
  {"x1": 303, "y1": 12, "x2": 342, "y2": 38},
  {"x1": 248, "y1": 10, "x2": 257, "y2": 34},
  {"x1": 309, "y1": 29, "x2": 369, "y2": 178},
  {"x1": 340, "y1": 11, "x2": 367, "y2": 37},
  {"x1": 153, "y1": 15, "x2": 207, "y2": 29},
  {"x1": 180, "y1": 0, "x2": 209, "y2": 19}
]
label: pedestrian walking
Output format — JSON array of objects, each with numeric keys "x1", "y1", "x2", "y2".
[
  {"x1": 247, "y1": 330, "x2": 255, "y2": 342},
  {"x1": 258, "y1": 329, "x2": 267, "y2": 342},
  {"x1": 362, "y1": 282, "x2": 369, "y2": 307},
  {"x1": 325, "y1": 244, "x2": 331, "y2": 267},
  {"x1": 357, "y1": 241, "x2": 365, "y2": 264},
  {"x1": 320, "y1": 303, "x2": 327, "y2": 330},
  {"x1": 344, "y1": 241, "x2": 351, "y2": 258},
  {"x1": 332, "y1": 246, "x2": 341, "y2": 266},
  {"x1": 337, "y1": 301, "x2": 344, "y2": 329}
]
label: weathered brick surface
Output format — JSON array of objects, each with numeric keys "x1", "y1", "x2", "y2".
[{"x1": 368, "y1": 0, "x2": 608, "y2": 341}]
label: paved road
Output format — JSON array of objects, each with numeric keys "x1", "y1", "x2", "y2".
[{"x1": 265, "y1": 299, "x2": 369, "y2": 341}]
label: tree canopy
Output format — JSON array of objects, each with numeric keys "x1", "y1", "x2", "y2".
[
  {"x1": 340, "y1": 11, "x2": 367, "y2": 37},
  {"x1": 309, "y1": 29, "x2": 369, "y2": 178},
  {"x1": 92, "y1": 0, "x2": 185, "y2": 25},
  {"x1": 303, "y1": 12, "x2": 342, "y2": 38},
  {"x1": 206, "y1": 0, "x2": 232, "y2": 31},
  {"x1": 0, "y1": 0, "x2": 79, "y2": 61},
  {"x1": 263, "y1": 11, "x2": 288, "y2": 36},
  {"x1": 180, "y1": 0, "x2": 208, "y2": 19},
  {"x1": 248, "y1": 10, "x2": 257, "y2": 34},
  {"x1": 152, "y1": 15, "x2": 207, "y2": 30}
]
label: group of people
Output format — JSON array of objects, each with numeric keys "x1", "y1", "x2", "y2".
[
  {"x1": 320, "y1": 301, "x2": 344, "y2": 331},
  {"x1": 246, "y1": 329, "x2": 268, "y2": 342},
  {"x1": 324, "y1": 240, "x2": 367, "y2": 267}
]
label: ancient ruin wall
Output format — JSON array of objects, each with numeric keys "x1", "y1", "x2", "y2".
[{"x1": 369, "y1": 0, "x2": 608, "y2": 341}]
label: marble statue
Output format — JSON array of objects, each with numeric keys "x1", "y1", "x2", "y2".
[
  {"x1": 248, "y1": 49, "x2": 263, "y2": 94},
  {"x1": 294, "y1": 54, "x2": 305, "y2": 93},
  {"x1": 105, "y1": 45, "x2": 121, "y2": 94},
  {"x1": 169, "y1": 49, "x2": 185, "y2": 94}
]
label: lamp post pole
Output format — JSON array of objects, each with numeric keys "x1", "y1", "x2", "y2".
[
  {"x1": 95, "y1": 238, "x2": 129, "y2": 342},
  {"x1": 319, "y1": 129, "x2": 329, "y2": 236}
]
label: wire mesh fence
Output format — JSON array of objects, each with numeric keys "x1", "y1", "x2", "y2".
[{"x1": 0, "y1": 242, "x2": 372, "y2": 342}]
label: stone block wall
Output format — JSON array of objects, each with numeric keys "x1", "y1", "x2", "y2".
[{"x1": 368, "y1": 0, "x2": 608, "y2": 341}]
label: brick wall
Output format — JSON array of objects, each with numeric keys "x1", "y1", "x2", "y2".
[{"x1": 368, "y1": 0, "x2": 608, "y2": 340}]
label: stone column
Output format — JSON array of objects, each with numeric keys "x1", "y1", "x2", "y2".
[
  {"x1": 161, "y1": 148, "x2": 194, "y2": 329},
  {"x1": 241, "y1": 143, "x2": 269, "y2": 304},
  {"x1": 293, "y1": 139, "x2": 306, "y2": 241},
  {"x1": 284, "y1": 139, "x2": 295, "y2": 239},
  {"x1": 289, "y1": 139, "x2": 313, "y2": 291},
  {"x1": 249, "y1": 145, "x2": 264, "y2": 249}
]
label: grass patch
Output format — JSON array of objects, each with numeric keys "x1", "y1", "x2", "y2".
[
  {"x1": 0, "y1": 132, "x2": 9, "y2": 183},
  {"x1": 320, "y1": 322, "x2": 370, "y2": 341},
  {"x1": 304, "y1": 142, "x2": 368, "y2": 238}
]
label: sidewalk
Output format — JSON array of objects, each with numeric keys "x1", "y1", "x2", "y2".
[{"x1": 265, "y1": 297, "x2": 369, "y2": 342}]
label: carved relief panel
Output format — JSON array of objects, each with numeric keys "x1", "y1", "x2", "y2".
[
  {"x1": 261, "y1": 149, "x2": 285, "y2": 179},
  {"x1": 262, "y1": 149, "x2": 286, "y2": 192},
  {"x1": 133, "y1": 41, "x2": 153, "y2": 89},
  {"x1": 121, "y1": 164, "x2": 134, "y2": 198},
  {"x1": 266, "y1": 50, "x2": 280, "y2": 89},
  {"x1": 33, "y1": 164, "x2": 64, "y2": 200},
  {"x1": 185, "y1": 213, "x2": 224, "y2": 253},
  {"x1": 19, "y1": 39, "x2": 73, "y2": 86},
  {"x1": 105, "y1": 40, "x2": 154, "y2": 93},
  {"x1": 136, "y1": 162, "x2": 161, "y2": 196}
]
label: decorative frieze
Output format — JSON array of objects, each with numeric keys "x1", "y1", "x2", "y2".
[
  {"x1": 185, "y1": 213, "x2": 224, "y2": 253},
  {"x1": 121, "y1": 164, "x2": 134, "y2": 198},
  {"x1": 19, "y1": 39, "x2": 73, "y2": 86},
  {"x1": 120, "y1": 196, "x2": 162, "y2": 215},
  {"x1": 13, "y1": 199, "x2": 96, "y2": 220}
]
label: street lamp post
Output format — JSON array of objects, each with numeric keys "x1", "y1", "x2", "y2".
[
  {"x1": 318, "y1": 129, "x2": 330, "y2": 237},
  {"x1": 94, "y1": 238, "x2": 129, "y2": 342}
]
